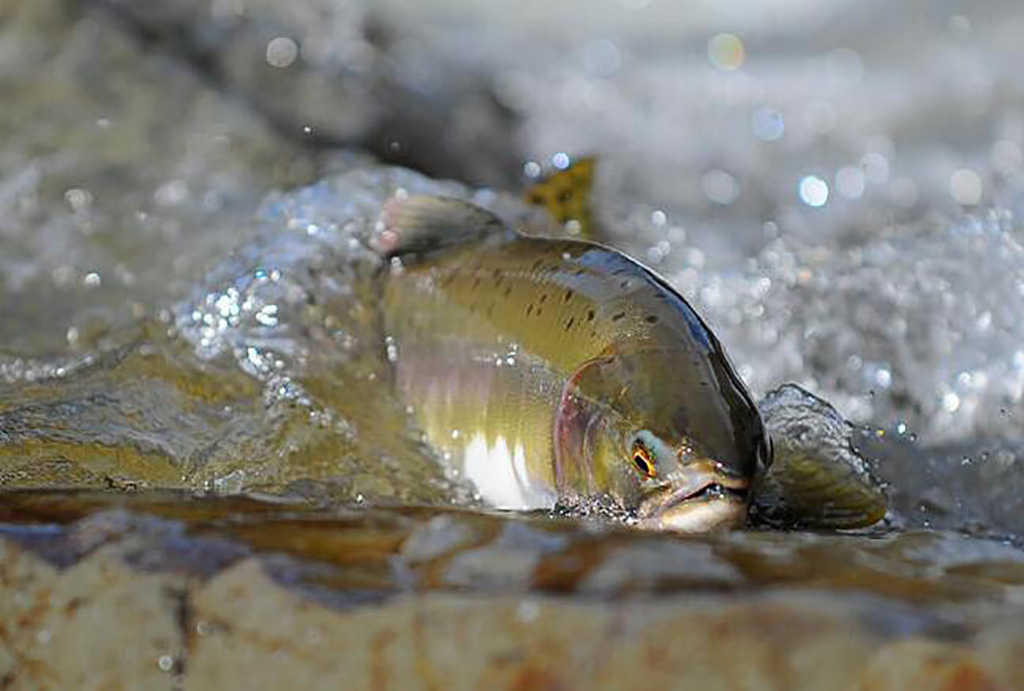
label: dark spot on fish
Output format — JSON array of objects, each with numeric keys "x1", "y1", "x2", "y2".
[
  {"x1": 573, "y1": 268, "x2": 586, "y2": 276},
  {"x1": 526, "y1": 304, "x2": 534, "y2": 317},
  {"x1": 563, "y1": 290, "x2": 572, "y2": 303},
  {"x1": 645, "y1": 315, "x2": 659, "y2": 324},
  {"x1": 540, "y1": 294, "x2": 547, "y2": 304},
  {"x1": 611, "y1": 312, "x2": 626, "y2": 322},
  {"x1": 558, "y1": 190, "x2": 572, "y2": 203},
  {"x1": 587, "y1": 310, "x2": 595, "y2": 322},
  {"x1": 503, "y1": 285, "x2": 512, "y2": 298},
  {"x1": 528, "y1": 192, "x2": 544, "y2": 204},
  {"x1": 532, "y1": 258, "x2": 544, "y2": 271},
  {"x1": 620, "y1": 280, "x2": 630, "y2": 289},
  {"x1": 565, "y1": 317, "x2": 575, "y2": 331},
  {"x1": 612, "y1": 268, "x2": 629, "y2": 277}
]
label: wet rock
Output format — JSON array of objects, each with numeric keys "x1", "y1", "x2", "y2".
[
  {"x1": 0, "y1": 539, "x2": 185, "y2": 690},
  {"x1": 1, "y1": 491, "x2": 1023, "y2": 690},
  {"x1": 753, "y1": 384, "x2": 887, "y2": 529},
  {"x1": 0, "y1": 0, "x2": 317, "y2": 356},
  {"x1": 80, "y1": 0, "x2": 522, "y2": 186}
]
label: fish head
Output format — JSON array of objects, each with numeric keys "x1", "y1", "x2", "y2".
[{"x1": 554, "y1": 343, "x2": 770, "y2": 532}]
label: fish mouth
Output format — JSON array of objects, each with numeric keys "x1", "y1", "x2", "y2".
[{"x1": 635, "y1": 461, "x2": 750, "y2": 532}]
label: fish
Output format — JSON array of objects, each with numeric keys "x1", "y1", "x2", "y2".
[{"x1": 373, "y1": 194, "x2": 771, "y2": 532}]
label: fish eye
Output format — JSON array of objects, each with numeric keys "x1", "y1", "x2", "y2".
[{"x1": 631, "y1": 440, "x2": 656, "y2": 479}]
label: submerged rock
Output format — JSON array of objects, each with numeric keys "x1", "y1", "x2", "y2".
[{"x1": 1, "y1": 491, "x2": 1023, "y2": 690}]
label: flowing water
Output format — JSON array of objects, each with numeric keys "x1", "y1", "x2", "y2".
[{"x1": 2, "y1": 0, "x2": 1024, "y2": 641}]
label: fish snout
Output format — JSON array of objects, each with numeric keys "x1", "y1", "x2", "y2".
[{"x1": 635, "y1": 460, "x2": 750, "y2": 532}]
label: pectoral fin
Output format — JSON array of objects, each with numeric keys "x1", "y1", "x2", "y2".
[{"x1": 374, "y1": 195, "x2": 506, "y2": 257}]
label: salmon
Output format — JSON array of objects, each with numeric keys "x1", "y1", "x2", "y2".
[{"x1": 375, "y1": 194, "x2": 770, "y2": 531}]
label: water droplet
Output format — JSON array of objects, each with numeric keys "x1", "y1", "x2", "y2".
[
  {"x1": 861, "y1": 153, "x2": 890, "y2": 184},
  {"x1": 702, "y1": 169, "x2": 740, "y2": 205},
  {"x1": 835, "y1": 166, "x2": 865, "y2": 199},
  {"x1": 708, "y1": 33, "x2": 745, "y2": 71},
  {"x1": 155, "y1": 180, "x2": 188, "y2": 206},
  {"x1": 751, "y1": 107, "x2": 784, "y2": 141},
  {"x1": 950, "y1": 168, "x2": 982, "y2": 205},
  {"x1": 157, "y1": 655, "x2": 174, "y2": 672},
  {"x1": 64, "y1": 188, "x2": 93, "y2": 212},
  {"x1": 266, "y1": 37, "x2": 299, "y2": 68},
  {"x1": 798, "y1": 175, "x2": 829, "y2": 207},
  {"x1": 942, "y1": 392, "x2": 961, "y2": 413}
]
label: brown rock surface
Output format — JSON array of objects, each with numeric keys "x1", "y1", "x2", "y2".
[{"x1": 1, "y1": 492, "x2": 1022, "y2": 690}]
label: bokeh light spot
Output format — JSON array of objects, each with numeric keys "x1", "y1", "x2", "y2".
[
  {"x1": 708, "y1": 33, "x2": 745, "y2": 71},
  {"x1": 799, "y1": 175, "x2": 829, "y2": 207}
]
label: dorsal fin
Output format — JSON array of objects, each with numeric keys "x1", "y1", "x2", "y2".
[
  {"x1": 373, "y1": 195, "x2": 506, "y2": 257},
  {"x1": 524, "y1": 156, "x2": 596, "y2": 240}
]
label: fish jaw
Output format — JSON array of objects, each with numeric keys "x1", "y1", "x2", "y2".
[{"x1": 634, "y1": 461, "x2": 750, "y2": 532}]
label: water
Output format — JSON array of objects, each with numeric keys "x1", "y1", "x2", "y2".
[{"x1": 2, "y1": 0, "x2": 1024, "y2": 623}]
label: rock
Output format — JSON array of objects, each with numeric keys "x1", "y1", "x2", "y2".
[
  {"x1": 0, "y1": 0, "x2": 317, "y2": 356},
  {"x1": 80, "y1": 0, "x2": 523, "y2": 186},
  {"x1": 754, "y1": 384, "x2": 887, "y2": 529},
  {"x1": 1, "y1": 491, "x2": 1023, "y2": 690}
]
